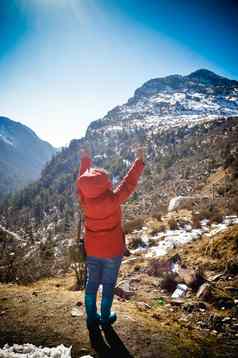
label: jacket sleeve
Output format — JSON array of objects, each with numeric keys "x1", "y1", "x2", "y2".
[
  {"x1": 79, "y1": 156, "x2": 92, "y2": 176},
  {"x1": 76, "y1": 156, "x2": 92, "y2": 204},
  {"x1": 114, "y1": 159, "x2": 144, "y2": 204}
]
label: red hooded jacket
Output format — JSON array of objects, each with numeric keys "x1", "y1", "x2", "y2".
[{"x1": 76, "y1": 156, "x2": 144, "y2": 258}]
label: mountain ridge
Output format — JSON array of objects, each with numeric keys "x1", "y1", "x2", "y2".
[
  {"x1": 134, "y1": 69, "x2": 238, "y2": 99},
  {"x1": 86, "y1": 69, "x2": 238, "y2": 137},
  {"x1": 0, "y1": 116, "x2": 56, "y2": 201}
]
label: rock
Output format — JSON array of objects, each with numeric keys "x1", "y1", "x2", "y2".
[
  {"x1": 168, "y1": 196, "x2": 209, "y2": 212},
  {"x1": 146, "y1": 259, "x2": 172, "y2": 276},
  {"x1": 222, "y1": 317, "x2": 231, "y2": 323},
  {"x1": 136, "y1": 302, "x2": 151, "y2": 311},
  {"x1": 71, "y1": 306, "x2": 84, "y2": 317},
  {"x1": 170, "y1": 299, "x2": 185, "y2": 306},
  {"x1": 114, "y1": 287, "x2": 134, "y2": 300},
  {"x1": 159, "y1": 273, "x2": 178, "y2": 293},
  {"x1": 168, "y1": 196, "x2": 193, "y2": 211},
  {"x1": 204, "y1": 271, "x2": 225, "y2": 282},
  {"x1": 168, "y1": 196, "x2": 208, "y2": 212},
  {"x1": 176, "y1": 266, "x2": 204, "y2": 289},
  {"x1": 171, "y1": 284, "x2": 188, "y2": 299},
  {"x1": 196, "y1": 283, "x2": 213, "y2": 302},
  {"x1": 114, "y1": 280, "x2": 135, "y2": 300}
]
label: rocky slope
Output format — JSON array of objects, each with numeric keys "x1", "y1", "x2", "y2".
[{"x1": 0, "y1": 116, "x2": 56, "y2": 201}]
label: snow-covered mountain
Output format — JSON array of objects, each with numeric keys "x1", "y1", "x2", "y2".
[
  {"x1": 88, "y1": 69, "x2": 238, "y2": 135},
  {"x1": 0, "y1": 116, "x2": 56, "y2": 200}
]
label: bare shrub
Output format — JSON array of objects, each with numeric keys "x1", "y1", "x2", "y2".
[
  {"x1": 192, "y1": 214, "x2": 202, "y2": 229},
  {"x1": 168, "y1": 218, "x2": 178, "y2": 230},
  {"x1": 194, "y1": 205, "x2": 223, "y2": 224},
  {"x1": 68, "y1": 211, "x2": 86, "y2": 290},
  {"x1": 229, "y1": 197, "x2": 238, "y2": 215},
  {"x1": 124, "y1": 217, "x2": 144, "y2": 234},
  {"x1": 147, "y1": 220, "x2": 166, "y2": 236},
  {"x1": 128, "y1": 235, "x2": 146, "y2": 250},
  {"x1": 150, "y1": 211, "x2": 162, "y2": 221},
  {"x1": 210, "y1": 211, "x2": 223, "y2": 224}
]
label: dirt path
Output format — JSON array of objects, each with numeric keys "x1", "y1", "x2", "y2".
[{"x1": 1, "y1": 272, "x2": 237, "y2": 358}]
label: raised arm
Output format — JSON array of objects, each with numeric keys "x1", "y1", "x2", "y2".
[
  {"x1": 79, "y1": 149, "x2": 92, "y2": 175},
  {"x1": 76, "y1": 149, "x2": 92, "y2": 203},
  {"x1": 114, "y1": 148, "x2": 145, "y2": 204}
]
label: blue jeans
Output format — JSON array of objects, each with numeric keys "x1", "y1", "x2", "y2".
[{"x1": 86, "y1": 255, "x2": 122, "y2": 298}]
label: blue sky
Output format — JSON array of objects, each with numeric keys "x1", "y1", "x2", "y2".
[{"x1": 0, "y1": 0, "x2": 237, "y2": 147}]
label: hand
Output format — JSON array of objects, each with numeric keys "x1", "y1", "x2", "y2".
[
  {"x1": 136, "y1": 147, "x2": 145, "y2": 162},
  {"x1": 80, "y1": 148, "x2": 91, "y2": 159}
]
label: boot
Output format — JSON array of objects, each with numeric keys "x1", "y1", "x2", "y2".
[
  {"x1": 100, "y1": 296, "x2": 117, "y2": 328},
  {"x1": 85, "y1": 293, "x2": 100, "y2": 328}
]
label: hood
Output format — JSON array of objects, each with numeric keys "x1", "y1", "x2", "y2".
[{"x1": 78, "y1": 168, "x2": 112, "y2": 198}]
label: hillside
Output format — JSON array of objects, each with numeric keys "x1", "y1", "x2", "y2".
[
  {"x1": 0, "y1": 223, "x2": 238, "y2": 357},
  {"x1": 0, "y1": 70, "x2": 238, "y2": 282},
  {"x1": 0, "y1": 116, "x2": 56, "y2": 201},
  {"x1": 0, "y1": 69, "x2": 238, "y2": 357}
]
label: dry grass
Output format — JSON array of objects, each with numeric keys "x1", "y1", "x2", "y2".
[
  {"x1": 164, "y1": 224, "x2": 238, "y2": 274},
  {"x1": 0, "y1": 271, "x2": 214, "y2": 358}
]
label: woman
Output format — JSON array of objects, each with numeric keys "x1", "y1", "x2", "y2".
[{"x1": 76, "y1": 147, "x2": 144, "y2": 329}]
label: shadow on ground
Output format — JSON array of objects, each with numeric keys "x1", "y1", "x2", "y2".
[{"x1": 88, "y1": 325, "x2": 133, "y2": 357}]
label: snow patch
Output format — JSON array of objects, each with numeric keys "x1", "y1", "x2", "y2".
[
  {"x1": 0, "y1": 134, "x2": 14, "y2": 146},
  {"x1": 130, "y1": 215, "x2": 238, "y2": 258},
  {"x1": 0, "y1": 343, "x2": 71, "y2": 358}
]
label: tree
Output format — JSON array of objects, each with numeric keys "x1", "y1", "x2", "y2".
[{"x1": 68, "y1": 209, "x2": 86, "y2": 290}]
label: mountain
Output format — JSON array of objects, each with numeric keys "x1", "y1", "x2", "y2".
[
  {"x1": 0, "y1": 116, "x2": 56, "y2": 201},
  {"x1": 88, "y1": 69, "x2": 238, "y2": 135},
  {"x1": 1, "y1": 70, "x2": 238, "y2": 357},
  {"x1": 0, "y1": 69, "x2": 238, "y2": 282}
]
